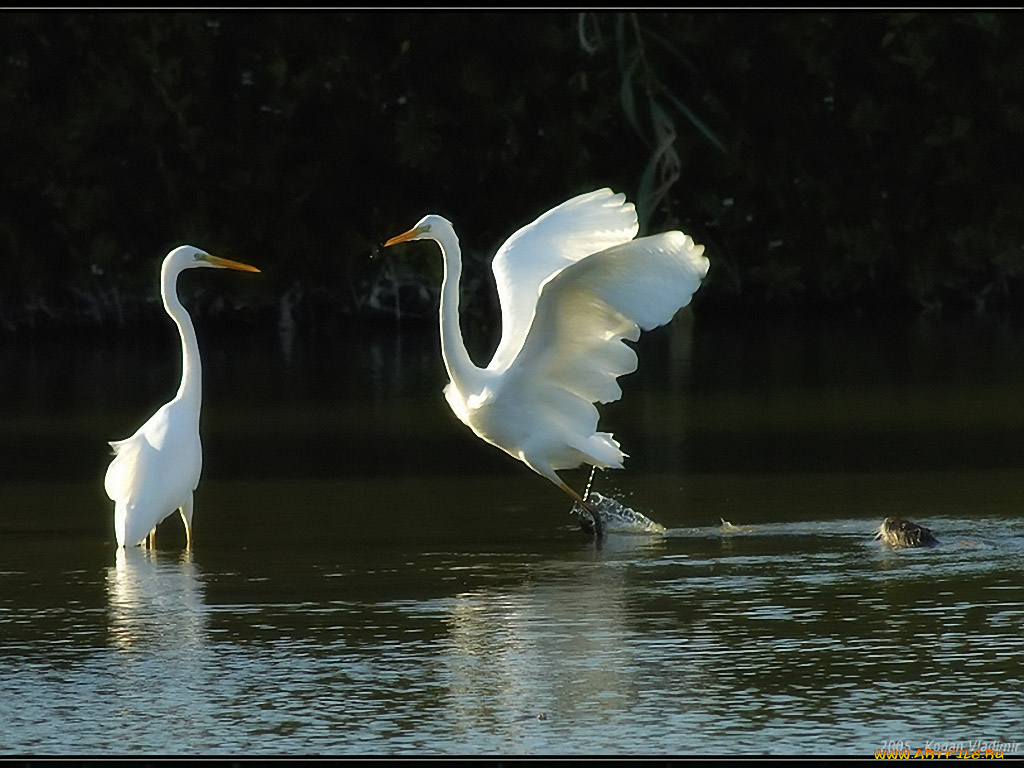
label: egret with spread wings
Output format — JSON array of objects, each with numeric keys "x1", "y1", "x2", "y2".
[{"x1": 384, "y1": 188, "x2": 709, "y2": 536}]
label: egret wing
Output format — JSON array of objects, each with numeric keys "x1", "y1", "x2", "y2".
[
  {"x1": 104, "y1": 401, "x2": 201, "y2": 505},
  {"x1": 488, "y1": 188, "x2": 640, "y2": 372},
  {"x1": 104, "y1": 435, "x2": 145, "y2": 503},
  {"x1": 501, "y1": 231, "x2": 709, "y2": 467},
  {"x1": 104, "y1": 406, "x2": 171, "y2": 503}
]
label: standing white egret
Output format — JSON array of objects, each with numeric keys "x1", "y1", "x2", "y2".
[
  {"x1": 104, "y1": 245, "x2": 260, "y2": 549},
  {"x1": 384, "y1": 188, "x2": 710, "y2": 536}
]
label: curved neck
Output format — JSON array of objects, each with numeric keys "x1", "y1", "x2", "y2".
[
  {"x1": 437, "y1": 235, "x2": 479, "y2": 394},
  {"x1": 161, "y1": 263, "x2": 202, "y2": 409}
]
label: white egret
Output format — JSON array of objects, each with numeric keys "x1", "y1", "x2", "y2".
[
  {"x1": 104, "y1": 245, "x2": 260, "y2": 549},
  {"x1": 384, "y1": 188, "x2": 710, "y2": 536}
]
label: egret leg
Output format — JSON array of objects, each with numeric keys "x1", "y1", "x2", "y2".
[
  {"x1": 525, "y1": 458, "x2": 604, "y2": 538},
  {"x1": 178, "y1": 499, "x2": 193, "y2": 550},
  {"x1": 146, "y1": 527, "x2": 156, "y2": 549}
]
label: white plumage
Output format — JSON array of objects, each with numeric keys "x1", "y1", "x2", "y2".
[
  {"x1": 385, "y1": 188, "x2": 710, "y2": 534},
  {"x1": 104, "y1": 245, "x2": 260, "y2": 548}
]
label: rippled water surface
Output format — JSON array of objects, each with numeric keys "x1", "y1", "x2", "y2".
[{"x1": 1, "y1": 314, "x2": 1022, "y2": 756}]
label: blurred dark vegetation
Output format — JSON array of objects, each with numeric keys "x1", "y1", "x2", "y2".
[{"x1": 0, "y1": 10, "x2": 1021, "y2": 335}]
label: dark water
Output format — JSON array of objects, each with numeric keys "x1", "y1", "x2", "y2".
[{"x1": 0, "y1": 313, "x2": 1022, "y2": 756}]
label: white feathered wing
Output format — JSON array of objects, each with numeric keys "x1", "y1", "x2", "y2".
[
  {"x1": 488, "y1": 188, "x2": 640, "y2": 373},
  {"x1": 103, "y1": 398, "x2": 202, "y2": 547},
  {"x1": 478, "y1": 229, "x2": 710, "y2": 485}
]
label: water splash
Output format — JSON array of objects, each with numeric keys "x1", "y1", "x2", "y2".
[
  {"x1": 573, "y1": 492, "x2": 667, "y2": 534},
  {"x1": 719, "y1": 517, "x2": 755, "y2": 534}
]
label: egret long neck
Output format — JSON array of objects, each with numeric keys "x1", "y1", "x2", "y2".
[
  {"x1": 437, "y1": 235, "x2": 479, "y2": 395},
  {"x1": 161, "y1": 263, "x2": 202, "y2": 409}
]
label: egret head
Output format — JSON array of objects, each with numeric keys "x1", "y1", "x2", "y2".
[
  {"x1": 384, "y1": 215, "x2": 455, "y2": 249},
  {"x1": 165, "y1": 245, "x2": 260, "y2": 274}
]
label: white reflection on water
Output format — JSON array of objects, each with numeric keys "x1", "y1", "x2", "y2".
[
  {"x1": 106, "y1": 547, "x2": 208, "y2": 656},
  {"x1": 4, "y1": 316, "x2": 1024, "y2": 755},
  {"x1": 0, "y1": 514, "x2": 1021, "y2": 755},
  {"x1": 377, "y1": 515, "x2": 1024, "y2": 755},
  {"x1": 443, "y1": 568, "x2": 640, "y2": 725},
  {"x1": 100, "y1": 546, "x2": 218, "y2": 751}
]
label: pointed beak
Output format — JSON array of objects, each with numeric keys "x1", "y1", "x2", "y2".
[
  {"x1": 383, "y1": 225, "x2": 427, "y2": 248},
  {"x1": 203, "y1": 255, "x2": 261, "y2": 273}
]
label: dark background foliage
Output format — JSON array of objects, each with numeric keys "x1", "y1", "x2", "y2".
[{"x1": 1, "y1": 10, "x2": 1021, "y2": 333}]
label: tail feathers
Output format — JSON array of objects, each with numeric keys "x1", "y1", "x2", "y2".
[
  {"x1": 567, "y1": 431, "x2": 626, "y2": 470},
  {"x1": 104, "y1": 440, "x2": 140, "y2": 501}
]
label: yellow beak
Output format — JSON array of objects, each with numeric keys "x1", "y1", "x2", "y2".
[
  {"x1": 204, "y1": 255, "x2": 261, "y2": 273},
  {"x1": 384, "y1": 225, "x2": 427, "y2": 248}
]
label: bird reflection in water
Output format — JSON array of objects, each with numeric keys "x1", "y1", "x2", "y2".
[{"x1": 106, "y1": 546, "x2": 207, "y2": 655}]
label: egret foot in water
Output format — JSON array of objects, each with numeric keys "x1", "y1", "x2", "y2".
[
  {"x1": 876, "y1": 517, "x2": 938, "y2": 548},
  {"x1": 564, "y1": 484, "x2": 603, "y2": 537},
  {"x1": 572, "y1": 498, "x2": 605, "y2": 538}
]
